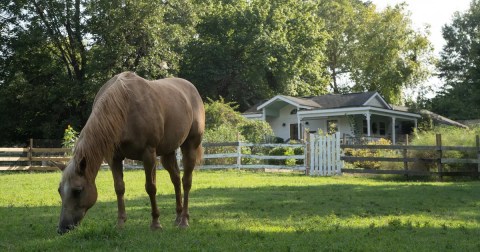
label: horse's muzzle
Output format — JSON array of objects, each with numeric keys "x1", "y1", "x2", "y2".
[{"x1": 57, "y1": 224, "x2": 76, "y2": 235}]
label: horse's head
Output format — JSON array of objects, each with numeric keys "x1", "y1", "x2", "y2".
[{"x1": 56, "y1": 157, "x2": 98, "y2": 234}]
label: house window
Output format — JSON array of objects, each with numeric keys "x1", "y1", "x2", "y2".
[
  {"x1": 379, "y1": 122, "x2": 386, "y2": 135},
  {"x1": 290, "y1": 109, "x2": 297, "y2": 115},
  {"x1": 363, "y1": 120, "x2": 368, "y2": 134},
  {"x1": 371, "y1": 122, "x2": 377, "y2": 134},
  {"x1": 327, "y1": 120, "x2": 338, "y2": 134}
]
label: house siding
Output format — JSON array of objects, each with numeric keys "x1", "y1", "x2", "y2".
[{"x1": 267, "y1": 104, "x2": 298, "y2": 140}]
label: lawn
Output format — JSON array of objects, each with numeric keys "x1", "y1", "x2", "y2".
[{"x1": 0, "y1": 169, "x2": 479, "y2": 251}]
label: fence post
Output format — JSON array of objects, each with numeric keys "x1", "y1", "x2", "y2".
[
  {"x1": 28, "y1": 138, "x2": 33, "y2": 170},
  {"x1": 304, "y1": 129, "x2": 310, "y2": 175},
  {"x1": 436, "y1": 134, "x2": 443, "y2": 179},
  {"x1": 476, "y1": 135, "x2": 480, "y2": 178},
  {"x1": 236, "y1": 133, "x2": 242, "y2": 170},
  {"x1": 403, "y1": 135, "x2": 409, "y2": 177}
]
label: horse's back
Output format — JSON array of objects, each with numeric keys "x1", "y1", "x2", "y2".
[{"x1": 103, "y1": 72, "x2": 204, "y2": 159}]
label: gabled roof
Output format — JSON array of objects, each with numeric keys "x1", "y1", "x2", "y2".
[
  {"x1": 257, "y1": 95, "x2": 321, "y2": 111},
  {"x1": 244, "y1": 91, "x2": 391, "y2": 114}
]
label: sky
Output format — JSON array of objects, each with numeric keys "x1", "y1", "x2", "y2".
[
  {"x1": 369, "y1": 0, "x2": 473, "y2": 99},
  {"x1": 370, "y1": 0, "x2": 472, "y2": 55}
]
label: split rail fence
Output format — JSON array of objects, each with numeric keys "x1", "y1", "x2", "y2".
[
  {"x1": 0, "y1": 140, "x2": 69, "y2": 171},
  {"x1": 1, "y1": 134, "x2": 479, "y2": 178},
  {"x1": 340, "y1": 134, "x2": 480, "y2": 177}
]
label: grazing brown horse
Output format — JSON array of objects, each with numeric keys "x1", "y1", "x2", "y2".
[{"x1": 56, "y1": 72, "x2": 205, "y2": 234}]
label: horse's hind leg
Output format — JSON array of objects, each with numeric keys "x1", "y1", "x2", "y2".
[
  {"x1": 179, "y1": 139, "x2": 202, "y2": 228},
  {"x1": 143, "y1": 148, "x2": 162, "y2": 230},
  {"x1": 110, "y1": 156, "x2": 127, "y2": 228},
  {"x1": 161, "y1": 152, "x2": 183, "y2": 225}
]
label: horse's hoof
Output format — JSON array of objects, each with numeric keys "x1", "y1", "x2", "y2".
[
  {"x1": 116, "y1": 219, "x2": 126, "y2": 229},
  {"x1": 116, "y1": 222, "x2": 125, "y2": 229},
  {"x1": 177, "y1": 219, "x2": 189, "y2": 228},
  {"x1": 174, "y1": 216, "x2": 182, "y2": 226},
  {"x1": 150, "y1": 222, "x2": 163, "y2": 231}
]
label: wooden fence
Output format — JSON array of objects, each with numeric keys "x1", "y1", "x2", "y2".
[
  {"x1": 340, "y1": 134, "x2": 480, "y2": 177},
  {"x1": 1, "y1": 134, "x2": 479, "y2": 177},
  {"x1": 0, "y1": 141, "x2": 306, "y2": 172},
  {"x1": 201, "y1": 142, "x2": 305, "y2": 170},
  {"x1": 0, "y1": 139, "x2": 70, "y2": 171}
]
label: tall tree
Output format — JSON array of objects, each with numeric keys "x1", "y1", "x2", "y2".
[
  {"x1": 350, "y1": 3, "x2": 433, "y2": 104},
  {"x1": 319, "y1": 0, "x2": 364, "y2": 93},
  {"x1": 318, "y1": 1, "x2": 433, "y2": 104},
  {"x1": 180, "y1": 0, "x2": 330, "y2": 110},
  {"x1": 432, "y1": 0, "x2": 480, "y2": 120},
  {"x1": 0, "y1": 0, "x2": 196, "y2": 144}
]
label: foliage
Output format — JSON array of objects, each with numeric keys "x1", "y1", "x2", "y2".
[
  {"x1": 1, "y1": 170, "x2": 480, "y2": 251},
  {"x1": 0, "y1": 0, "x2": 435, "y2": 144},
  {"x1": 344, "y1": 138, "x2": 400, "y2": 169},
  {"x1": 0, "y1": 0, "x2": 196, "y2": 144},
  {"x1": 431, "y1": 0, "x2": 480, "y2": 120},
  {"x1": 348, "y1": 3, "x2": 433, "y2": 104},
  {"x1": 268, "y1": 146, "x2": 296, "y2": 166},
  {"x1": 62, "y1": 125, "x2": 79, "y2": 153},
  {"x1": 180, "y1": 0, "x2": 330, "y2": 110},
  {"x1": 410, "y1": 126, "x2": 480, "y2": 171},
  {"x1": 204, "y1": 98, "x2": 273, "y2": 143},
  {"x1": 319, "y1": 1, "x2": 434, "y2": 104}
]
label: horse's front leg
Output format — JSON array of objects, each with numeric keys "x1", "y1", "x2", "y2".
[
  {"x1": 143, "y1": 148, "x2": 162, "y2": 230},
  {"x1": 110, "y1": 157, "x2": 127, "y2": 228}
]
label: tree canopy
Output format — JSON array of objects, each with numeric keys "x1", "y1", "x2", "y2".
[
  {"x1": 430, "y1": 0, "x2": 480, "y2": 120},
  {"x1": 0, "y1": 0, "x2": 434, "y2": 144}
]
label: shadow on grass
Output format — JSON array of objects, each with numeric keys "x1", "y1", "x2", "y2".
[{"x1": 1, "y1": 182, "x2": 480, "y2": 251}]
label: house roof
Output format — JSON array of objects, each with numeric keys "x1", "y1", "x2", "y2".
[{"x1": 245, "y1": 91, "x2": 391, "y2": 114}]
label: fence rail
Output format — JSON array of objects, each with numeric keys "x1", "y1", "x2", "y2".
[
  {"x1": 1, "y1": 134, "x2": 479, "y2": 177},
  {"x1": 201, "y1": 142, "x2": 306, "y2": 171},
  {"x1": 339, "y1": 134, "x2": 480, "y2": 177}
]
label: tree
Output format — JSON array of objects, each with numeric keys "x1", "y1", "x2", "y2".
[
  {"x1": 318, "y1": 0, "x2": 364, "y2": 93},
  {"x1": 432, "y1": 0, "x2": 480, "y2": 120},
  {"x1": 180, "y1": 0, "x2": 330, "y2": 110},
  {"x1": 0, "y1": 0, "x2": 196, "y2": 144},
  {"x1": 318, "y1": 1, "x2": 434, "y2": 104}
]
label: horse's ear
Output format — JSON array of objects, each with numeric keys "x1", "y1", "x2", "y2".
[
  {"x1": 48, "y1": 161, "x2": 66, "y2": 171},
  {"x1": 78, "y1": 157, "x2": 87, "y2": 175}
]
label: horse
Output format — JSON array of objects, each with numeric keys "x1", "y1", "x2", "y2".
[{"x1": 56, "y1": 72, "x2": 205, "y2": 234}]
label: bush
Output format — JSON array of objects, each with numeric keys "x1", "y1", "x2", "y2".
[
  {"x1": 204, "y1": 98, "x2": 273, "y2": 144},
  {"x1": 268, "y1": 146, "x2": 296, "y2": 166},
  {"x1": 344, "y1": 138, "x2": 401, "y2": 170},
  {"x1": 410, "y1": 126, "x2": 480, "y2": 172},
  {"x1": 62, "y1": 125, "x2": 78, "y2": 155}
]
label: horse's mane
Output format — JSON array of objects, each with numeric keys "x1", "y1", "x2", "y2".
[{"x1": 71, "y1": 72, "x2": 133, "y2": 181}]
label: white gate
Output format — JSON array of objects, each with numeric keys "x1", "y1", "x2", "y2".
[{"x1": 309, "y1": 132, "x2": 343, "y2": 176}]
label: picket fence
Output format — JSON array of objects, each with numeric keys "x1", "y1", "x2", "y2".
[{"x1": 308, "y1": 132, "x2": 343, "y2": 176}]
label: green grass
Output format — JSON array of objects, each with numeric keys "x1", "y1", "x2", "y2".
[{"x1": 1, "y1": 170, "x2": 479, "y2": 251}]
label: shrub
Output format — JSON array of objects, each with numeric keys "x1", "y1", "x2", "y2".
[
  {"x1": 204, "y1": 98, "x2": 273, "y2": 144},
  {"x1": 62, "y1": 125, "x2": 78, "y2": 155},
  {"x1": 410, "y1": 126, "x2": 480, "y2": 172},
  {"x1": 344, "y1": 138, "x2": 400, "y2": 170},
  {"x1": 268, "y1": 146, "x2": 296, "y2": 166}
]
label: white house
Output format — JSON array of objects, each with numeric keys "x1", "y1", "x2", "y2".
[{"x1": 242, "y1": 92, "x2": 422, "y2": 144}]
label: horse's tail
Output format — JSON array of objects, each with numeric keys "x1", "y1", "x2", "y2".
[{"x1": 195, "y1": 144, "x2": 204, "y2": 167}]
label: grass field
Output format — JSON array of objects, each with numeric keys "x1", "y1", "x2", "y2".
[{"x1": 0, "y1": 169, "x2": 479, "y2": 251}]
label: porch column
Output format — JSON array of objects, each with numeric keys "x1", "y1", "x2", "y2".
[
  {"x1": 366, "y1": 112, "x2": 371, "y2": 136},
  {"x1": 414, "y1": 119, "x2": 418, "y2": 130},
  {"x1": 391, "y1": 117, "x2": 396, "y2": 144},
  {"x1": 297, "y1": 108, "x2": 301, "y2": 140},
  {"x1": 262, "y1": 108, "x2": 266, "y2": 121}
]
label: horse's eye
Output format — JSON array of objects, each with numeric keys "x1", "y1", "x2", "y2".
[{"x1": 72, "y1": 188, "x2": 83, "y2": 197}]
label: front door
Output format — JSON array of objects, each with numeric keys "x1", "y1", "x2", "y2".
[{"x1": 290, "y1": 124, "x2": 298, "y2": 140}]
